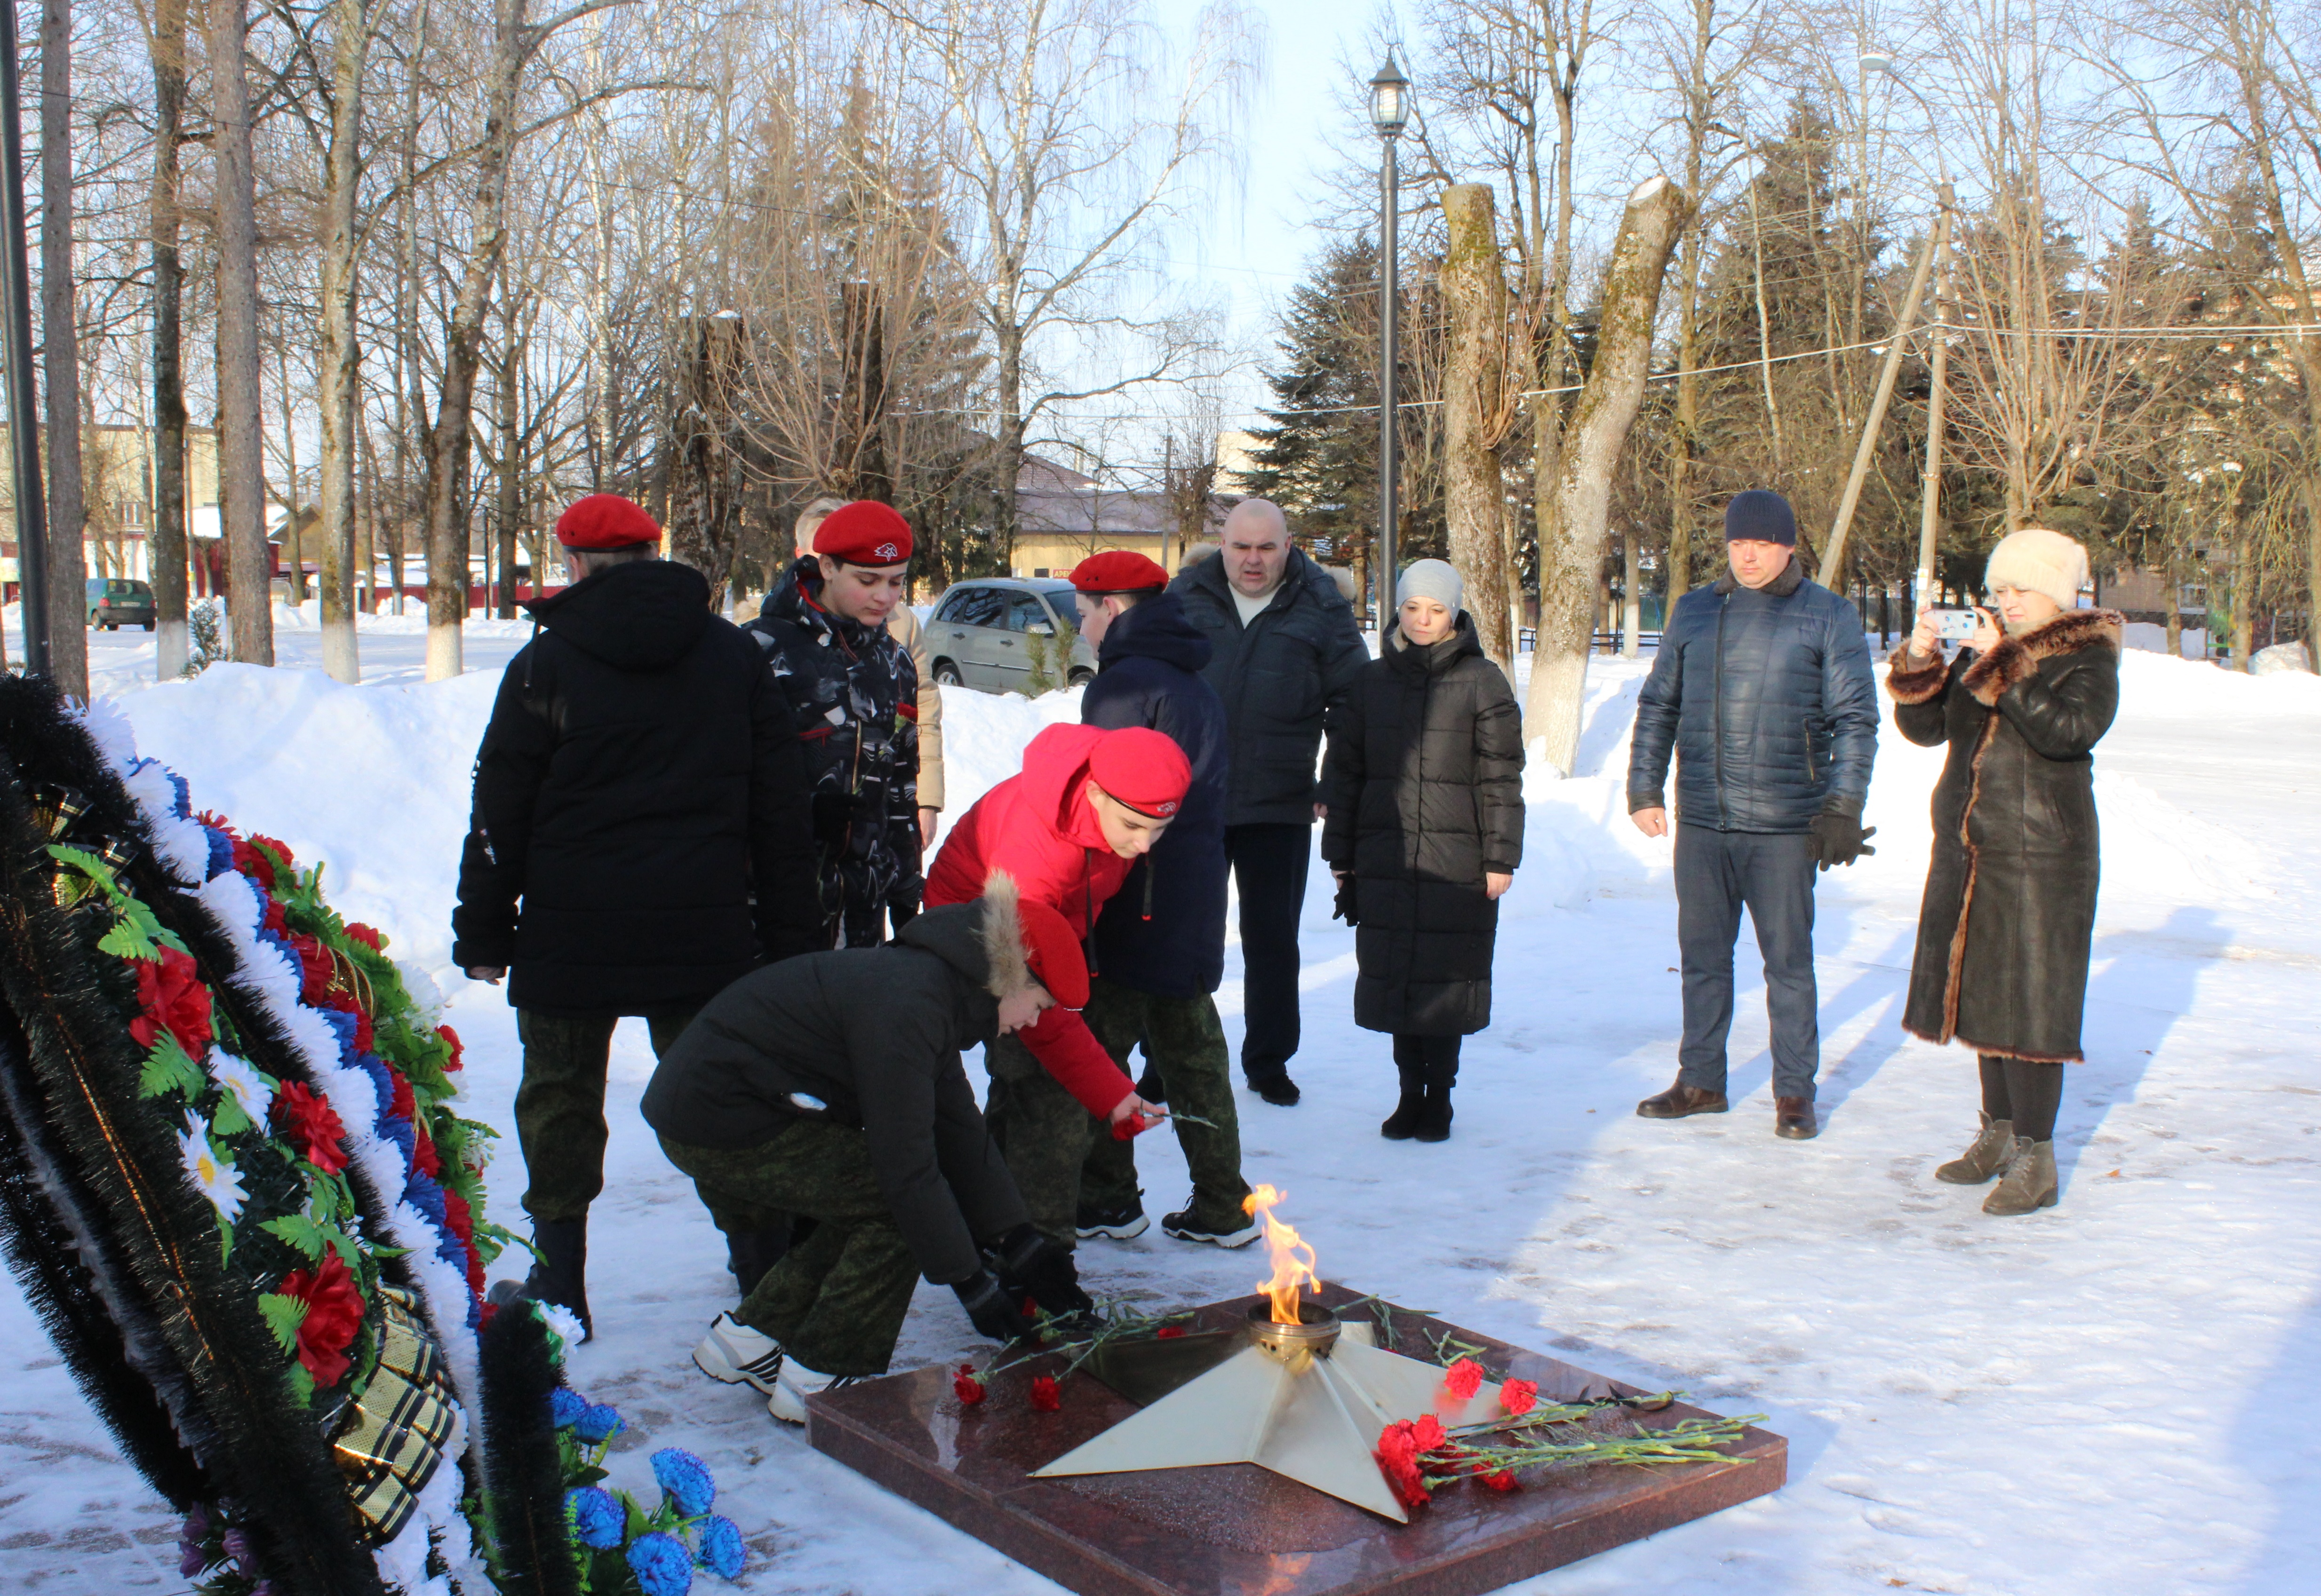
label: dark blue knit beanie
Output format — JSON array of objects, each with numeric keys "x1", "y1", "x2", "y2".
[{"x1": 1723, "y1": 489, "x2": 1797, "y2": 546}]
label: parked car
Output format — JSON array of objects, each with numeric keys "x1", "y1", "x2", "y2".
[
  {"x1": 923, "y1": 577, "x2": 1096, "y2": 694},
  {"x1": 86, "y1": 578, "x2": 156, "y2": 631}
]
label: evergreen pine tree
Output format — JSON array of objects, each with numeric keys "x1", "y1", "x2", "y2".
[{"x1": 1244, "y1": 238, "x2": 1384, "y2": 558}]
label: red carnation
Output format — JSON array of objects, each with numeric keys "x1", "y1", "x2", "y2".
[
  {"x1": 262, "y1": 897, "x2": 287, "y2": 937},
  {"x1": 1028, "y1": 1375, "x2": 1061, "y2": 1413},
  {"x1": 953, "y1": 1365, "x2": 986, "y2": 1406},
  {"x1": 1411, "y1": 1414, "x2": 1447, "y2": 1452},
  {"x1": 1500, "y1": 1378, "x2": 1538, "y2": 1416},
  {"x1": 387, "y1": 1069, "x2": 415, "y2": 1126},
  {"x1": 412, "y1": 1120, "x2": 442, "y2": 1180},
  {"x1": 251, "y1": 835, "x2": 295, "y2": 874},
  {"x1": 289, "y1": 934, "x2": 332, "y2": 1005},
  {"x1": 1155, "y1": 1325, "x2": 1186, "y2": 1340},
  {"x1": 278, "y1": 1250, "x2": 364, "y2": 1388},
  {"x1": 343, "y1": 923, "x2": 383, "y2": 952},
  {"x1": 438, "y1": 1026, "x2": 464, "y2": 1074},
  {"x1": 444, "y1": 1191, "x2": 485, "y2": 1301},
  {"x1": 230, "y1": 836, "x2": 274, "y2": 891},
  {"x1": 129, "y1": 948, "x2": 214, "y2": 1059},
  {"x1": 1376, "y1": 1420, "x2": 1419, "y2": 1469},
  {"x1": 272, "y1": 1080, "x2": 350, "y2": 1175},
  {"x1": 1441, "y1": 1358, "x2": 1484, "y2": 1403},
  {"x1": 1371, "y1": 1429, "x2": 1431, "y2": 1510},
  {"x1": 1482, "y1": 1469, "x2": 1519, "y2": 1493}
]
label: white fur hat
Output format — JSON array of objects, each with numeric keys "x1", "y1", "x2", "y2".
[{"x1": 1984, "y1": 528, "x2": 2087, "y2": 612}]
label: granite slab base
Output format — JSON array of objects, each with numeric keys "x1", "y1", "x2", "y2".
[{"x1": 806, "y1": 1282, "x2": 1785, "y2": 1596}]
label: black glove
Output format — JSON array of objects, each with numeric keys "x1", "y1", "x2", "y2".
[
  {"x1": 810, "y1": 788, "x2": 852, "y2": 847},
  {"x1": 988, "y1": 1223, "x2": 1094, "y2": 1317},
  {"x1": 1331, "y1": 872, "x2": 1359, "y2": 926},
  {"x1": 1809, "y1": 812, "x2": 1877, "y2": 871},
  {"x1": 951, "y1": 1270, "x2": 1037, "y2": 1343}
]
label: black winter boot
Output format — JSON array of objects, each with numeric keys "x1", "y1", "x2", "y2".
[
  {"x1": 1380, "y1": 1063, "x2": 1427, "y2": 1140},
  {"x1": 521, "y1": 1218, "x2": 592, "y2": 1340},
  {"x1": 1413, "y1": 1055, "x2": 1458, "y2": 1143},
  {"x1": 726, "y1": 1222, "x2": 793, "y2": 1298}
]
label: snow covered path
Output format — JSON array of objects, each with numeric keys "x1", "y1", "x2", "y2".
[{"x1": 2, "y1": 627, "x2": 2315, "y2": 1594}]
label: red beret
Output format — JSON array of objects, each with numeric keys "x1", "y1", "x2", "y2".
[
  {"x1": 1086, "y1": 726, "x2": 1192, "y2": 819},
  {"x1": 1069, "y1": 550, "x2": 1169, "y2": 594},
  {"x1": 1014, "y1": 895, "x2": 1090, "y2": 1008},
  {"x1": 813, "y1": 500, "x2": 913, "y2": 566},
  {"x1": 555, "y1": 494, "x2": 661, "y2": 550}
]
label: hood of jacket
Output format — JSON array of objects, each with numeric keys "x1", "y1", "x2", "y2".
[
  {"x1": 759, "y1": 554, "x2": 887, "y2": 650},
  {"x1": 1179, "y1": 541, "x2": 1339, "y2": 621},
  {"x1": 1015, "y1": 723, "x2": 1114, "y2": 852},
  {"x1": 1386, "y1": 611, "x2": 1484, "y2": 676},
  {"x1": 1712, "y1": 554, "x2": 1806, "y2": 599},
  {"x1": 525, "y1": 558, "x2": 711, "y2": 670},
  {"x1": 1096, "y1": 591, "x2": 1212, "y2": 675},
  {"x1": 893, "y1": 883, "x2": 1052, "y2": 1044}
]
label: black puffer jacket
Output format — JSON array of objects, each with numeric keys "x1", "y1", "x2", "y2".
[
  {"x1": 1171, "y1": 547, "x2": 1370, "y2": 826},
  {"x1": 451, "y1": 559, "x2": 818, "y2": 1014},
  {"x1": 1627, "y1": 556, "x2": 1879, "y2": 832},
  {"x1": 639, "y1": 898, "x2": 1028, "y2": 1285},
  {"x1": 1081, "y1": 594, "x2": 1229, "y2": 997},
  {"x1": 1321, "y1": 614, "x2": 1523, "y2": 1036},
  {"x1": 1888, "y1": 609, "x2": 2122, "y2": 1063},
  {"x1": 744, "y1": 557, "x2": 922, "y2": 947}
]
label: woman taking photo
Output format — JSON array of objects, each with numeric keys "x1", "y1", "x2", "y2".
[
  {"x1": 1323, "y1": 560, "x2": 1522, "y2": 1143},
  {"x1": 1885, "y1": 528, "x2": 2122, "y2": 1215}
]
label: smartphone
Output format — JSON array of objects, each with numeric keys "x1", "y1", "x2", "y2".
[{"x1": 1932, "y1": 609, "x2": 1979, "y2": 643}]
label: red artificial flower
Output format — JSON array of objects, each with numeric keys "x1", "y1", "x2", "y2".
[
  {"x1": 272, "y1": 1080, "x2": 351, "y2": 1175},
  {"x1": 953, "y1": 1365, "x2": 987, "y2": 1406},
  {"x1": 230, "y1": 837, "x2": 274, "y2": 891},
  {"x1": 129, "y1": 948, "x2": 214, "y2": 1059},
  {"x1": 438, "y1": 1025, "x2": 464, "y2": 1074},
  {"x1": 412, "y1": 1120, "x2": 442, "y2": 1180},
  {"x1": 195, "y1": 810, "x2": 236, "y2": 837},
  {"x1": 386, "y1": 1069, "x2": 415, "y2": 1126},
  {"x1": 1155, "y1": 1326, "x2": 1187, "y2": 1340},
  {"x1": 1028, "y1": 1375, "x2": 1061, "y2": 1413},
  {"x1": 343, "y1": 923, "x2": 383, "y2": 952},
  {"x1": 261, "y1": 897, "x2": 287, "y2": 937},
  {"x1": 278, "y1": 1249, "x2": 364, "y2": 1388},
  {"x1": 1411, "y1": 1414, "x2": 1447, "y2": 1452},
  {"x1": 289, "y1": 934, "x2": 332, "y2": 1006},
  {"x1": 443, "y1": 1191, "x2": 485, "y2": 1301},
  {"x1": 1441, "y1": 1358, "x2": 1484, "y2": 1403},
  {"x1": 250, "y1": 835, "x2": 295, "y2": 875},
  {"x1": 351, "y1": 1006, "x2": 375, "y2": 1056},
  {"x1": 1500, "y1": 1378, "x2": 1538, "y2": 1416},
  {"x1": 1482, "y1": 1469, "x2": 1519, "y2": 1493}
]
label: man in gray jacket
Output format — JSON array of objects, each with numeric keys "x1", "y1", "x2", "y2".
[
  {"x1": 1170, "y1": 500, "x2": 1369, "y2": 1106},
  {"x1": 1626, "y1": 490, "x2": 1879, "y2": 1141}
]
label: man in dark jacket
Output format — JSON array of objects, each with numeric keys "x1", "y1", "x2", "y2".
[
  {"x1": 1064, "y1": 552, "x2": 1256, "y2": 1249},
  {"x1": 646, "y1": 885, "x2": 1093, "y2": 1421},
  {"x1": 452, "y1": 493, "x2": 818, "y2": 1335},
  {"x1": 1626, "y1": 490, "x2": 1879, "y2": 1141},
  {"x1": 1169, "y1": 500, "x2": 1369, "y2": 1105},
  {"x1": 745, "y1": 499, "x2": 922, "y2": 948}
]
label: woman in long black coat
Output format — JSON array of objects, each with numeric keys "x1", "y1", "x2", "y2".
[
  {"x1": 1322, "y1": 560, "x2": 1523, "y2": 1143},
  {"x1": 1885, "y1": 527, "x2": 2121, "y2": 1217}
]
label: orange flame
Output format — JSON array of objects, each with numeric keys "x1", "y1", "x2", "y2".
[{"x1": 1242, "y1": 1183, "x2": 1319, "y2": 1324}]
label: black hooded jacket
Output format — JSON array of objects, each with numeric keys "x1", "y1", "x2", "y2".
[
  {"x1": 639, "y1": 900, "x2": 1029, "y2": 1285},
  {"x1": 1080, "y1": 593, "x2": 1229, "y2": 997},
  {"x1": 450, "y1": 558, "x2": 819, "y2": 1013}
]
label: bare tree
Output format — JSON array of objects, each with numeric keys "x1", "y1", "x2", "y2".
[
  {"x1": 41, "y1": 0, "x2": 87, "y2": 698},
  {"x1": 1439, "y1": 181, "x2": 1515, "y2": 663},
  {"x1": 212, "y1": 0, "x2": 272, "y2": 666},
  {"x1": 149, "y1": 0, "x2": 192, "y2": 677}
]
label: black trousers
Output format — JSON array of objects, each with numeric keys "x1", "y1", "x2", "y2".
[
  {"x1": 1392, "y1": 1033, "x2": 1461, "y2": 1089},
  {"x1": 1225, "y1": 822, "x2": 1311, "y2": 1075},
  {"x1": 1674, "y1": 826, "x2": 1819, "y2": 1101}
]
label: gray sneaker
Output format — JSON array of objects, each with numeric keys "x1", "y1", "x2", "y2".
[
  {"x1": 1161, "y1": 1204, "x2": 1261, "y2": 1249},
  {"x1": 766, "y1": 1359, "x2": 867, "y2": 1424}
]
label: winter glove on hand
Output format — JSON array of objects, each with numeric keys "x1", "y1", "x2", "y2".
[
  {"x1": 810, "y1": 788, "x2": 852, "y2": 847},
  {"x1": 990, "y1": 1223, "x2": 1094, "y2": 1316},
  {"x1": 1331, "y1": 872, "x2": 1359, "y2": 926},
  {"x1": 1809, "y1": 812, "x2": 1877, "y2": 871},
  {"x1": 952, "y1": 1270, "x2": 1037, "y2": 1343}
]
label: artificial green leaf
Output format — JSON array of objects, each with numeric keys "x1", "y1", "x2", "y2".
[
  {"x1": 210, "y1": 1089, "x2": 253, "y2": 1138},
  {"x1": 257, "y1": 1290, "x2": 309, "y2": 1354},
  {"x1": 46, "y1": 843, "x2": 119, "y2": 897},
  {"x1": 287, "y1": 1362, "x2": 315, "y2": 1408},
  {"x1": 138, "y1": 1034, "x2": 206, "y2": 1101},
  {"x1": 96, "y1": 915, "x2": 159, "y2": 961},
  {"x1": 261, "y1": 1214, "x2": 332, "y2": 1262}
]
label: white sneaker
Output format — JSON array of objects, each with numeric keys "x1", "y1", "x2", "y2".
[
  {"x1": 765, "y1": 1358, "x2": 865, "y2": 1425},
  {"x1": 693, "y1": 1313, "x2": 785, "y2": 1396}
]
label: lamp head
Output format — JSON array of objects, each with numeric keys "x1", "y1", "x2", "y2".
[
  {"x1": 1370, "y1": 53, "x2": 1411, "y2": 138},
  {"x1": 1859, "y1": 50, "x2": 1896, "y2": 77}
]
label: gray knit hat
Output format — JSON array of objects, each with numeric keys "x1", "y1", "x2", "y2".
[{"x1": 1396, "y1": 558, "x2": 1465, "y2": 615}]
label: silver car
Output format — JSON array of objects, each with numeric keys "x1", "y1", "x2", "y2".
[{"x1": 924, "y1": 578, "x2": 1097, "y2": 694}]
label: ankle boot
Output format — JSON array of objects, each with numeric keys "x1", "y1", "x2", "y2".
[
  {"x1": 1982, "y1": 1138, "x2": 2058, "y2": 1215},
  {"x1": 1413, "y1": 1058, "x2": 1456, "y2": 1143},
  {"x1": 524, "y1": 1218, "x2": 593, "y2": 1338},
  {"x1": 1380, "y1": 1064, "x2": 1426, "y2": 1140},
  {"x1": 1935, "y1": 1112, "x2": 2015, "y2": 1185}
]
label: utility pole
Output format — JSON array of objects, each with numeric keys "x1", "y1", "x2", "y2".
[{"x1": 1913, "y1": 183, "x2": 1955, "y2": 623}]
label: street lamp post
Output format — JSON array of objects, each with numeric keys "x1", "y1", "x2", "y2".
[
  {"x1": 1370, "y1": 54, "x2": 1410, "y2": 634},
  {"x1": 0, "y1": 0, "x2": 48, "y2": 676}
]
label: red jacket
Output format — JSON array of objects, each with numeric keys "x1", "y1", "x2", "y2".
[{"x1": 925, "y1": 724, "x2": 1137, "y2": 1116}]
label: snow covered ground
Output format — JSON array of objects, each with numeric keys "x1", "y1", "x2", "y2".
[{"x1": 4, "y1": 609, "x2": 2318, "y2": 1594}]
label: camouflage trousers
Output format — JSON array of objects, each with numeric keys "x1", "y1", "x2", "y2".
[
  {"x1": 658, "y1": 1122, "x2": 919, "y2": 1378},
  {"x1": 985, "y1": 977, "x2": 1250, "y2": 1247},
  {"x1": 515, "y1": 1008, "x2": 696, "y2": 1225},
  {"x1": 1077, "y1": 979, "x2": 1251, "y2": 1232}
]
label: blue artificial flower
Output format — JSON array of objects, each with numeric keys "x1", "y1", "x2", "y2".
[
  {"x1": 695, "y1": 1515, "x2": 745, "y2": 1580},
  {"x1": 167, "y1": 770, "x2": 192, "y2": 820},
  {"x1": 203, "y1": 826, "x2": 234, "y2": 880},
  {"x1": 549, "y1": 1387, "x2": 588, "y2": 1430},
  {"x1": 626, "y1": 1531, "x2": 694, "y2": 1596},
  {"x1": 575, "y1": 1403, "x2": 625, "y2": 1445},
  {"x1": 564, "y1": 1486, "x2": 625, "y2": 1550},
  {"x1": 650, "y1": 1448, "x2": 716, "y2": 1517},
  {"x1": 402, "y1": 1168, "x2": 447, "y2": 1229}
]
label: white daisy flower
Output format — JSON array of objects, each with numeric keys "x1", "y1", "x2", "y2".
[
  {"x1": 541, "y1": 1302, "x2": 586, "y2": 1352},
  {"x1": 395, "y1": 960, "x2": 446, "y2": 1026},
  {"x1": 208, "y1": 1048, "x2": 275, "y2": 1125},
  {"x1": 178, "y1": 1122, "x2": 248, "y2": 1224}
]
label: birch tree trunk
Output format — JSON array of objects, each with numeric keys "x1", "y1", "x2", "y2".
[
  {"x1": 148, "y1": 0, "x2": 190, "y2": 677},
  {"x1": 1524, "y1": 176, "x2": 1689, "y2": 776},
  {"x1": 40, "y1": 0, "x2": 86, "y2": 699},
  {"x1": 420, "y1": 0, "x2": 529, "y2": 681},
  {"x1": 211, "y1": 0, "x2": 271, "y2": 666},
  {"x1": 316, "y1": 0, "x2": 368, "y2": 681},
  {"x1": 1439, "y1": 184, "x2": 1512, "y2": 666}
]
